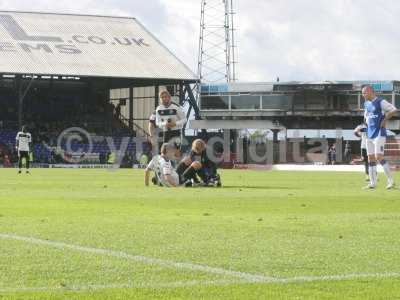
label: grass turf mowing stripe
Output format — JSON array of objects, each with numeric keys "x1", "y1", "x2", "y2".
[
  {"x1": 2, "y1": 232, "x2": 400, "y2": 294},
  {"x1": 0, "y1": 233, "x2": 270, "y2": 282},
  {"x1": 0, "y1": 280, "x2": 237, "y2": 293},
  {"x1": 2, "y1": 273, "x2": 400, "y2": 294}
]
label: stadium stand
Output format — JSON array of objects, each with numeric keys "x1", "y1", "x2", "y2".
[{"x1": 0, "y1": 11, "x2": 199, "y2": 168}]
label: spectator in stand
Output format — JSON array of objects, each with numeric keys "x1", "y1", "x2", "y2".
[
  {"x1": 0, "y1": 147, "x2": 3, "y2": 165},
  {"x1": 99, "y1": 152, "x2": 106, "y2": 164},
  {"x1": 328, "y1": 144, "x2": 336, "y2": 165},
  {"x1": 3, "y1": 154, "x2": 12, "y2": 167},
  {"x1": 344, "y1": 141, "x2": 351, "y2": 164},
  {"x1": 115, "y1": 103, "x2": 122, "y2": 119}
]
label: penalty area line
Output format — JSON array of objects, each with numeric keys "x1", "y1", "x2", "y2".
[
  {"x1": 1, "y1": 233, "x2": 400, "y2": 293},
  {"x1": 0, "y1": 233, "x2": 270, "y2": 283}
]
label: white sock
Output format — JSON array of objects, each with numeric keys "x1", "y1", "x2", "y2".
[
  {"x1": 373, "y1": 166, "x2": 378, "y2": 186},
  {"x1": 369, "y1": 163, "x2": 377, "y2": 186},
  {"x1": 380, "y1": 160, "x2": 393, "y2": 183}
]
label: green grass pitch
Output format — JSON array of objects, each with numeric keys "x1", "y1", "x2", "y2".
[{"x1": 0, "y1": 168, "x2": 400, "y2": 299}]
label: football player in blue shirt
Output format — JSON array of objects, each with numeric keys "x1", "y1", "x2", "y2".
[{"x1": 362, "y1": 85, "x2": 397, "y2": 189}]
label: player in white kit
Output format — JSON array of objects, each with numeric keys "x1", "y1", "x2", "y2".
[
  {"x1": 15, "y1": 125, "x2": 32, "y2": 174},
  {"x1": 144, "y1": 143, "x2": 179, "y2": 187},
  {"x1": 354, "y1": 123, "x2": 369, "y2": 181}
]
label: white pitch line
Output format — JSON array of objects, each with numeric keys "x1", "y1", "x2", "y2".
[
  {"x1": 2, "y1": 233, "x2": 400, "y2": 294},
  {"x1": 267, "y1": 272, "x2": 400, "y2": 284},
  {"x1": 0, "y1": 233, "x2": 270, "y2": 283}
]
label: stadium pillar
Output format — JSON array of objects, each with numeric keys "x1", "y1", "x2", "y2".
[
  {"x1": 179, "y1": 83, "x2": 184, "y2": 106},
  {"x1": 182, "y1": 83, "x2": 206, "y2": 136},
  {"x1": 392, "y1": 90, "x2": 396, "y2": 105},
  {"x1": 272, "y1": 129, "x2": 280, "y2": 142},
  {"x1": 155, "y1": 86, "x2": 159, "y2": 108},
  {"x1": 16, "y1": 75, "x2": 22, "y2": 128},
  {"x1": 271, "y1": 129, "x2": 280, "y2": 164},
  {"x1": 128, "y1": 86, "x2": 133, "y2": 130},
  {"x1": 223, "y1": 129, "x2": 231, "y2": 163},
  {"x1": 324, "y1": 85, "x2": 329, "y2": 111},
  {"x1": 16, "y1": 75, "x2": 34, "y2": 128},
  {"x1": 184, "y1": 84, "x2": 201, "y2": 120}
]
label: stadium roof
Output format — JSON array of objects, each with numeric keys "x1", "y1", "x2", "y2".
[{"x1": 0, "y1": 11, "x2": 197, "y2": 81}]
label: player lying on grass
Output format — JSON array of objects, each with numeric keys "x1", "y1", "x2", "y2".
[
  {"x1": 144, "y1": 143, "x2": 180, "y2": 187},
  {"x1": 176, "y1": 139, "x2": 221, "y2": 187}
]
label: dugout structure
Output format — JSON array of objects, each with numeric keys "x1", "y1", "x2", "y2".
[
  {"x1": 0, "y1": 11, "x2": 200, "y2": 134},
  {"x1": 191, "y1": 81, "x2": 400, "y2": 165},
  {"x1": 194, "y1": 81, "x2": 400, "y2": 131},
  {"x1": 192, "y1": 80, "x2": 400, "y2": 142}
]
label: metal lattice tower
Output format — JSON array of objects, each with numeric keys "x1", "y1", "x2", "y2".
[{"x1": 198, "y1": 0, "x2": 237, "y2": 83}]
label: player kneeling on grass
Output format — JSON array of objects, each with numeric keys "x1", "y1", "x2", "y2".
[
  {"x1": 144, "y1": 143, "x2": 179, "y2": 187},
  {"x1": 176, "y1": 139, "x2": 221, "y2": 187}
]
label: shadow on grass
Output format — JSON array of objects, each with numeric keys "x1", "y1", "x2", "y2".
[{"x1": 222, "y1": 185, "x2": 296, "y2": 190}]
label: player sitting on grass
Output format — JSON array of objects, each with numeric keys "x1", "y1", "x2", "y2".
[
  {"x1": 144, "y1": 143, "x2": 179, "y2": 187},
  {"x1": 176, "y1": 139, "x2": 221, "y2": 187}
]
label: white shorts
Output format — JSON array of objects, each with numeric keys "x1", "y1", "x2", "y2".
[
  {"x1": 366, "y1": 136, "x2": 386, "y2": 156},
  {"x1": 160, "y1": 171, "x2": 180, "y2": 187},
  {"x1": 170, "y1": 172, "x2": 180, "y2": 186}
]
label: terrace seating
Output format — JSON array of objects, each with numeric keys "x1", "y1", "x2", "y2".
[{"x1": 0, "y1": 129, "x2": 151, "y2": 164}]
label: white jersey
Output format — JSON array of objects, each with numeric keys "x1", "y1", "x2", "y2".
[
  {"x1": 155, "y1": 102, "x2": 187, "y2": 132},
  {"x1": 146, "y1": 155, "x2": 179, "y2": 187},
  {"x1": 354, "y1": 124, "x2": 367, "y2": 149},
  {"x1": 16, "y1": 131, "x2": 31, "y2": 152}
]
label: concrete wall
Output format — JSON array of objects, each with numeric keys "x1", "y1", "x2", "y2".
[{"x1": 110, "y1": 87, "x2": 156, "y2": 136}]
